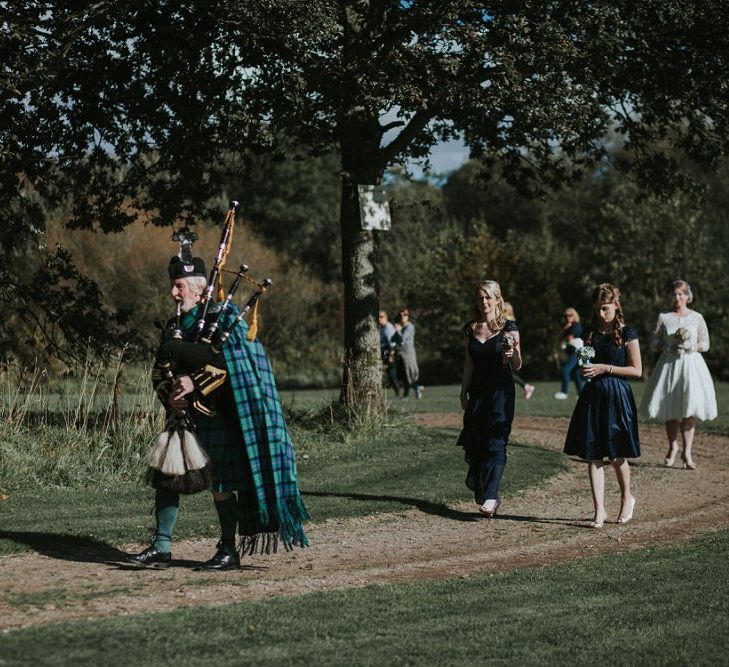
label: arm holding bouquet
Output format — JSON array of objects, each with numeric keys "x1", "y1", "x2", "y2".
[
  {"x1": 500, "y1": 331, "x2": 522, "y2": 371},
  {"x1": 579, "y1": 340, "x2": 642, "y2": 380}
]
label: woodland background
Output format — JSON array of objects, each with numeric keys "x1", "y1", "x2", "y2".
[{"x1": 7, "y1": 148, "x2": 729, "y2": 387}]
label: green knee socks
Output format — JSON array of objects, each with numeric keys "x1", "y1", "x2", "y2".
[
  {"x1": 214, "y1": 494, "x2": 239, "y2": 550},
  {"x1": 153, "y1": 489, "x2": 180, "y2": 553}
]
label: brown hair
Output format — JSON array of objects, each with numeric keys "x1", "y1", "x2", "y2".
[
  {"x1": 395, "y1": 308, "x2": 410, "y2": 324},
  {"x1": 588, "y1": 283, "x2": 624, "y2": 347}
]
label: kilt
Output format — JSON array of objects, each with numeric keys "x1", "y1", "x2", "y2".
[{"x1": 195, "y1": 409, "x2": 250, "y2": 493}]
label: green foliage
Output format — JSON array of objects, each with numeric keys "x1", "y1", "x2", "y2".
[
  {"x1": 5, "y1": 0, "x2": 729, "y2": 394},
  {"x1": 231, "y1": 151, "x2": 343, "y2": 282},
  {"x1": 393, "y1": 159, "x2": 729, "y2": 381}
]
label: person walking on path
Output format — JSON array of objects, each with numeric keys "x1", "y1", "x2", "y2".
[
  {"x1": 458, "y1": 280, "x2": 522, "y2": 518},
  {"x1": 379, "y1": 310, "x2": 402, "y2": 396},
  {"x1": 640, "y1": 280, "x2": 717, "y2": 469},
  {"x1": 563, "y1": 284, "x2": 641, "y2": 528},
  {"x1": 394, "y1": 307, "x2": 423, "y2": 399},
  {"x1": 127, "y1": 253, "x2": 309, "y2": 570},
  {"x1": 554, "y1": 307, "x2": 584, "y2": 399}
]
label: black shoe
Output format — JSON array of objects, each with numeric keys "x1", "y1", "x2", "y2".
[
  {"x1": 126, "y1": 546, "x2": 172, "y2": 569},
  {"x1": 199, "y1": 544, "x2": 240, "y2": 571}
]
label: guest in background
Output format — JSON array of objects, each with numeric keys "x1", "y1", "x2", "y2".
[
  {"x1": 640, "y1": 280, "x2": 717, "y2": 469},
  {"x1": 554, "y1": 307, "x2": 584, "y2": 400},
  {"x1": 394, "y1": 308, "x2": 423, "y2": 399},
  {"x1": 503, "y1": 302, "x2": 535, "y2": 399},
  {"x1": 378, "y1": 310, "x2": 401, "y2": 397},
  {"x1": 563, "y1": 284, "x2": 641, "y2": 528}
]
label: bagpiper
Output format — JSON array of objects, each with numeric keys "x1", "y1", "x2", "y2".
[{"x1": 127, "y1": 207, "x2": 309, "y2": 570}]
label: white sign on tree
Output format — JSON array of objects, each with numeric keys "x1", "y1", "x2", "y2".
[{"x1": 358, "y1": 185, "x2": 391, "y2": 231}]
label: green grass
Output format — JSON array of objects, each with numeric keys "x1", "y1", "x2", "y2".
[
  {"x1": 3, "y1": 529, "x2": 728, "y2": 666},
  {"x1": 281, "y1": 381, "x2": 729, "y2": 433},
  {"x1": 0, "y1": 423, "x2": 564, "y2": 556}
]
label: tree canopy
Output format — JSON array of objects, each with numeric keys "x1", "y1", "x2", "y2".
[{"x1": 4, "y1": 1, "x2": 729, "y2": 396}]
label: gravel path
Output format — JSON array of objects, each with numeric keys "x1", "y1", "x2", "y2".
[{"x1": 2, "y1": 416, "x2": 728, "y2": 630}]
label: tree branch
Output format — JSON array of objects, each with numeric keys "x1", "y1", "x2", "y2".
[
  {"x1": 377, "y1": 110, "x2": 432, "y2": 167},
  {"x1": 381, "y1": 120, "x2": 405, "y2": 133}
]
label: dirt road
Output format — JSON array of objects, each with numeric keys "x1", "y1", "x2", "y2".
[{"x1": 2, "y1": 416, "x2": 728, "y2": 630}]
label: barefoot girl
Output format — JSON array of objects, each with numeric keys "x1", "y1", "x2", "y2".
[{"x1": 563, "y1": 284, "x2": 642, "y2": 527}]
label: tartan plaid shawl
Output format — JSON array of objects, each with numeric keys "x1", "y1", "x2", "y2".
[{"x1": 218, "y1": 305, "x2": 310, "y2": 550}]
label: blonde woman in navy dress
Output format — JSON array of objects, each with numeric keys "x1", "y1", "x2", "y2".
[
  {"x1": 564, "y1": 284, "x2": 642, "y2": 528},
  {"x1": 458, "y1": 280, "x2": 521, "y2": 518}
]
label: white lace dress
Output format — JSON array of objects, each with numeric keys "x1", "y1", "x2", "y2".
[{"x1": 641, "y1": 310, "x2": 718, "y2": 421}]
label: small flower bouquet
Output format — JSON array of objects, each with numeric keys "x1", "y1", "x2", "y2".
[
  {"x1": 577, "y1": 345, "x2": 596, "y2": 382},
  {"x1": 500, "y1": 332, "x2": 517, "y2": 352},
  {"x1": 577, "y1": 345, "x2": 595, "y2": 366},
  {"x1": 674, "y1": 327, "x2": 691, "y2": 354}
]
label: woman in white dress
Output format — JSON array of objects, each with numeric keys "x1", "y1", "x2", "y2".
[{"x1": 641, "y1": 280, "x2": 718, "y2": 469}]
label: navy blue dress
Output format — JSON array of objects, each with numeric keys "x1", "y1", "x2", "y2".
[
  {"x1": 563, "y1": 326, "x2": 641, "y2": 460},
  {"x1": 457, "y1": 320, "x2": 518, "y2": 503}
]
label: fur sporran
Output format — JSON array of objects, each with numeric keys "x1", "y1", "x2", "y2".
[{"x1": 147, "y1": 426, "x2": 215, "y2": 494}]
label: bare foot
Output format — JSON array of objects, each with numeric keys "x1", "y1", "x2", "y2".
[
  {"x1": 617, "y1": 496, "x2": 636, "y2": 524},
  {"x1": 664, "y1": 445, "x2": 678, "y2": 467}
]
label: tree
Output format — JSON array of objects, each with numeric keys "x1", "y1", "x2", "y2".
[{"x1": 4, "y1": 1, "x2": 729, "y2": 406}]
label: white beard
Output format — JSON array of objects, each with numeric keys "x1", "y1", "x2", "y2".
[{"x1": 180, "y1": 296, "x2": 200, "y2": 313}]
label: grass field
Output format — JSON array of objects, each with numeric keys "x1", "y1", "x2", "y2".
[
  {"x1": 3, "y1": 529, "x2": 728, "y2": 666},
  {"x1": 2, "y1": 379, "x2": 727, "y2": 664},
  {"x1": 0, "y1": 422, "x2": 564, "y2": 556},
  {"x1": 281, "y1": 381, "x2": 729, "y2": 433}
]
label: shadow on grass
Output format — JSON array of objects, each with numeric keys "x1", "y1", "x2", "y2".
[
  {"x1": 0, "y1": 529, "x2": 130, "y2": 563},
  {"x1": 0, "y1": 530, "x2": 205, "y2": 569},
  {"x1": 0, "y1": 530, "x2": 272, "y2": 571},
  {"x1": 301, "y1": 490, "x2": 481, "y2": 522}
]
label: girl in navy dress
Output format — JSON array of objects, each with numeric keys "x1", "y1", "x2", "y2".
[
  {"x1": 564, "y1": 284, "x2": 642, "y2": 528},
  {"x1": 458, "y1": 280, "x2": 522, "y2": 518}
]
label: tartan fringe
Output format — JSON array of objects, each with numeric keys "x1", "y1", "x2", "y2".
[
  {"x1": 277, "y1": 495, "x2": 310, "y2": 550},
  {"x1": 237, "y1": 495, "x2": 310, "y2": 556},
  {"x1": 238, "y1": 532, "x2": 279, "y2": 556}
]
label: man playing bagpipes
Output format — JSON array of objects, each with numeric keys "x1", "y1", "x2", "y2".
[{"x1": 127, "y1": 204, "x2": 309, "y2": 570}]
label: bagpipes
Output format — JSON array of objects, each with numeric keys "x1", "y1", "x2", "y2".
[{"x1": 148, "y1": 201, "x2": 272, "y2": 494}]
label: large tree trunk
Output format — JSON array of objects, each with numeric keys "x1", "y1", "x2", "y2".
[{"x1": 339, "y1": 174, "x2": 385, "y2": 411}]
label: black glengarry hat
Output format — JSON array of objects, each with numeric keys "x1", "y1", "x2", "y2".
[
  {"x1": 169, "y1": 226, "x2": 206, "y2": 279},
  {"x1": 168, "y1": 255, "x2": 207, "y2": 279}
]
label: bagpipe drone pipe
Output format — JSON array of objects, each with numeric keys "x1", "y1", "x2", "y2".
[{"x1": 148, "y1": 202, "x2": 272, "y2": 494}]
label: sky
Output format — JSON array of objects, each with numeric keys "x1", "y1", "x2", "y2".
[
  {"x1": 381, "y1": 107, "x2": 470, "y2": 181},
  {"x1": 410, "y1": 138, "x2": 470, "y2": 179}
]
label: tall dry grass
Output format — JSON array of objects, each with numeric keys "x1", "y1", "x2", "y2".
[{"x1": 0, "y1": 352, "x2": 163, "y2": 490}]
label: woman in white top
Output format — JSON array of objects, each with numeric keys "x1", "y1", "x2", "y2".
[{"x1": 641, "y1": 280, "x2": 717, "y2": 469}]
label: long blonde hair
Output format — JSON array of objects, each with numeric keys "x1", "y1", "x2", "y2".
[
  {"x1": 471, "y1": 280, "x2": 507, "y2": 332},
  {"x1": 588, "y1": 283, "x2": 625, "y2": 347}
]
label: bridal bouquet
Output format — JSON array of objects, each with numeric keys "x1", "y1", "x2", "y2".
[{"x1": 674, "y1": 327, "x2": 691, "y2": 353}]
